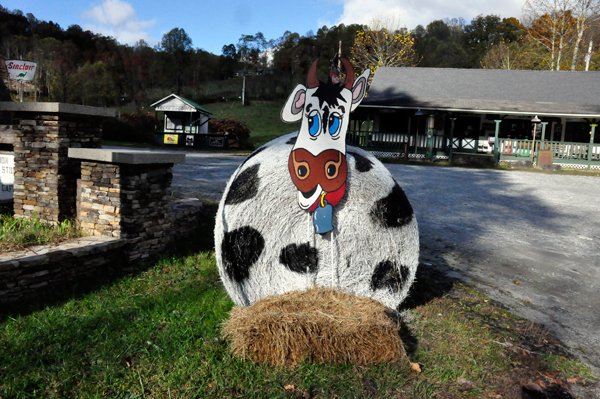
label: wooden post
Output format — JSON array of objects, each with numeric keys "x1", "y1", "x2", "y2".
[
  {"x1": 494, "y1": 120, "x2": 501, "y2": 165},
  {"x1": 449, "y1": 118, "x2": 456, "y2": 162},
  {"x1": 541, "y1": 122, "x2": 549, "y2": 151},
  {"x1": 406, "y1": 117, "x2": 411, "y2": 160},
  {"x1": 588, "y1": 124, "x2": 597, "y2": 169}
]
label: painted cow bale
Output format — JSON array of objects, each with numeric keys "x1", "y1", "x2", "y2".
[{"x1": 214, "y1": 132, "x2": 419, "y2": 310}]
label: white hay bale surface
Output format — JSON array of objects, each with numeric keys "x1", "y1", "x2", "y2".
[{"x1": 214, "y1": 133, "x2": 419, "y2": 309}]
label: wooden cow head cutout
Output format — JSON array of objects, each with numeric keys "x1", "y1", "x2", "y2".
[{"x1": 281, "y1": 58, "x2": 370, "y2": 233}]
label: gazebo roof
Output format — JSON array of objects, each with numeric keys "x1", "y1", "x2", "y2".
[
  {"x1": 362, "y1": 67, "x2": 600, "y2": 117},
  {"x1": 150, "y1": 94, "x2": 212, "y2": 115}
]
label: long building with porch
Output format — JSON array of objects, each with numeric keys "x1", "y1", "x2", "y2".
[{"x1": 350, "y1": 67, "x2": 600, "y2": 169}]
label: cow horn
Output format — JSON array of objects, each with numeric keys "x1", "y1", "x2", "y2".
[
  {"x1": 307, "y1": 59, "x2": 320, "y2": 89},
  {"x1": 341, "y1": 58, "x2": 354, "y2": 89}
]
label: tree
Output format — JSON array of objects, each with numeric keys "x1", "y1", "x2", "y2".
[
  {"x1": 236, "y1": 32, "x2": 270, "y2": 73},
  {"x1": 160, "y1": 27, "x2": 193, "y2": 94},
  {"x1": 160, "y1": 27, "x2": 193, "y2": 54},
  {"x1": 350, "y1": 15, "x2": 417, "y2": 83},
  {"x1": 414, "y1": 19, "x2": 471, "y2": 67},
  {"x1": 569, "y1": 0, "x2": 600, "y2": 69},
  {"x1": 481, "y1": 40, "x2": 529, "y2": 69},
  {"x1": 523, "y1": 0, "x2": 576, "y2": 70}
]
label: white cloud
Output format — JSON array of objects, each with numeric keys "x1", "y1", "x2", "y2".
[
  {"x1": 82, "y1": 0, "x2": 157, "y2": 45},
  {"x1": 336, "y1": 0, "x2": 524, "y2": 30}
]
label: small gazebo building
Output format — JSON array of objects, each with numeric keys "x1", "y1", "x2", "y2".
[{"x1": 151, "y1": 94, "x2": 225, "y2": 149}]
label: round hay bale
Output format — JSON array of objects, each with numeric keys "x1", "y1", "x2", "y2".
[
  {"x1": 215, "y1": 132, "x2": 419, "y2": 309},
  {"x1": 222, "y1": 286, "x2": 407, "y2": 366}
]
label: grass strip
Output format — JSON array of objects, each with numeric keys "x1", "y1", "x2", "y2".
[{"x1": 0, "y1": 211, "x2": 83, "y2": 253}]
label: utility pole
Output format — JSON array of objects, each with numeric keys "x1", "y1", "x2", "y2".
[{"x1": 242, "y1": 50, "x2": 247, "y2": 106}]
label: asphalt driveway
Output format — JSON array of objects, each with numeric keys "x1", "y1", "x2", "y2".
[{"x1": 171, "y1": 151, "x2": 600, "y2": 374}]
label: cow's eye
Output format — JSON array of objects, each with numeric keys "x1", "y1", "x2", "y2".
[
  {"x1": 298, "y1": 165, "x2": 308, "y2": 177},
  {"x1": 324, "y1": 152, "x2": 342, "y2": 180},
  {"x1": 326, "y1": 164, "x2": 337, "y2": 178},
  {"x1": 328, "y1": 113, "x2": 341, "y2": 136},
  {"x1": 307, "y1": 111, "x2": 320, "y2": 136}
]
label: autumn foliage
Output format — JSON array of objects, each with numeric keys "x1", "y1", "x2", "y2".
[{"x1": 351, "y1": 15, "x2": 418, "y2": 84}]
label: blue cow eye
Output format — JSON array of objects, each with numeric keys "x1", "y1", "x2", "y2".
[
  {"x1": 308, "y1": 113, "x2": 320, "y2": 136},
  {"x1": 329, "y1": 115, "x2": 341, "y2": 136}
]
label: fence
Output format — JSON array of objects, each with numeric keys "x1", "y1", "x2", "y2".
[
  {"x1": 496, "y1": 138, "x2": 600, "y2": 169},
  {"x1": 346, "y1": 130, "x2": 491, "y2": 158}
]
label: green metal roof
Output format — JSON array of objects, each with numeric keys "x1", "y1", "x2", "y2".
[{"x1": 150, "y1": 94, "x2": 213, "y2": 115}]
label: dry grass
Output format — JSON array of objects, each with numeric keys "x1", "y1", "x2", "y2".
[{"x1": 222, "y1": 286, "x2": 407, "y2": 367}]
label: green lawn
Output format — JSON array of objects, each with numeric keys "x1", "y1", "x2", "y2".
[
  {"x1": 0, "y1": 206, "x2": 596, "y2": 398},
  {"x1": 203, "y1": 100, "x2": 299, "y2": 149}
]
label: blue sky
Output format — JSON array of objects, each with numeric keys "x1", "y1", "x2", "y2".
[{"x1": 2, "y1": 0, "x2": 524, "y2": 55}]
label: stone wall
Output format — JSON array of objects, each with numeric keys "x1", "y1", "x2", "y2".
[
  {"x1": 0, "y1": 236, "x2": 126, "y2": 304},
  {"x1": 78, "y1": 160, "x2": 175, "y2": 262},
  {"x1": 4, "y1": 103, "x2": 114, "y2": 225}
]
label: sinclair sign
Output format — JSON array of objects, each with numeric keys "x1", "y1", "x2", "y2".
[{"x1": 5, "y1": 60, "x2": 37, "y2": 82}]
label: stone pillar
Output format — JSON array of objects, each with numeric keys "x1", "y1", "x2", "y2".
[
  {"x1": 0, "y1": 103, "x2": 115, "y2": 224},
  {"x1": 69, "y1": 149, "x2": 185, "y2": 262}
]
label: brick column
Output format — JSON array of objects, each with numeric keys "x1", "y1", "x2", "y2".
[
  {"x1": 0, "y1": 103, "x2": 115, "y2": 225},
  {"x1": 70, "y1": 149, "x2": 185, "y2": 262}
]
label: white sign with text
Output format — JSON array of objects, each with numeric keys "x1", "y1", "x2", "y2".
[
  {"x1": 5, "y1": 60, "x2": 37, "y2": 82},
  {"x1": 0, "y1": 153, "x2": 14, "y2": 201}
]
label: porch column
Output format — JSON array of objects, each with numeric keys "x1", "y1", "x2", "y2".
[
  {"x1": 541, "y1": 122, "x2": 549, "y2": 150},
  {"x1": 589, "y1": 124, "x2": 597, "y2": 169},
  {"x1": 493, "y1": 120, "x2": 502, "y2": 165},
  {"x1": 560, "y1": 118, "x2": 566, "y2": 142},
  {"x1": 449, "y1": 118, "x2": 456, "y2": 162}
]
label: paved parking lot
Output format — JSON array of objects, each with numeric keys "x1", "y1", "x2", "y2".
[{"x1": 172, "y1": 151, "x2": 600, "y2": 374}]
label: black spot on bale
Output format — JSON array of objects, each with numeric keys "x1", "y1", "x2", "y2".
[
  {"x1": 225, "y1": 164, "x2": 260, "y2": 205},
  {"x1": 286, "y1": 136, "x2": 297, "y2": 145},
  {"x1": 348, "y1": 151, "x2": 374, "y2": 172},
  {"x1": 371, "y1": 260, "x2": 410, "y2": 293},
  {"x1": 369, "y1": 181, "x2": 413, "y2": 228},
  {"x1": 221, "y1": 226, "x2": 265, "y2": 283},
  {"x1": 279, "y1": 243, "x2": 319, "y2": 274}
]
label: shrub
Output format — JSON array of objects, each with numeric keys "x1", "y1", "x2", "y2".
[{"x1": 209, "y1": 118, "x2": 251, "y2": 143}]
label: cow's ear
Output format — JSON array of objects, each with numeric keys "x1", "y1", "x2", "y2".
[
  {"x1": 350, "y1": 69, "x2": 370, "y2": 112},
  {"x1": 281, "y1": 84, "x2": 306, "y2": 123}
]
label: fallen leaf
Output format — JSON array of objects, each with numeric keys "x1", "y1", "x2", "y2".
[
  {"x1": 566, "y1": 378, "x2": 577, "y2": 384},
  {"x1": 410, "y1": 362, "x2": 422, "y2": 373},
  {"x1": 535, "y1": 380, "x2": 546, "y2": 389},
  {"x1": 514, "y1": 281, "x2": 522, "y2": 285},
  {"x1": 522, "y1": 383, "x2": 543, "y2": 394},
  {"x1": 284, "y1": 384, "x2": 295, "y2": 391}
]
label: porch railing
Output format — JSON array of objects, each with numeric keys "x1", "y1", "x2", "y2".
[
  {"x1": 346, "y1": 130, "x2": 488, "y2": 156},
  {"x1": 496, "y1": 138, "x2": 600, "y2": 168}
]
